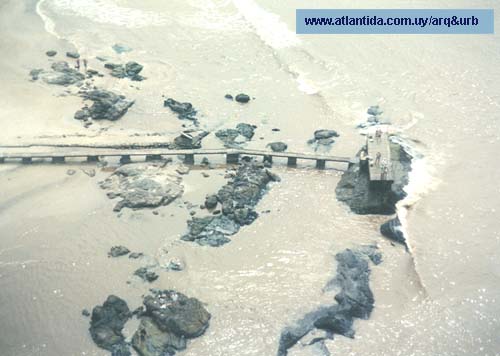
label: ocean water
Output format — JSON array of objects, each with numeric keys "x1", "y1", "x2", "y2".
[{"x1": 0, "y1": 0, "x2": 499, "y2": 355}]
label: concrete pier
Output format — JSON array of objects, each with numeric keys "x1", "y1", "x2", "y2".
[
  {"x1": 120, "y1": 155, "x2": 131, "y2": 164},
  {"x1": 146, "y1": 154, "x2": 162, "y2": 162},
  {"x1": 287, "y1": 157, "x2": 297, "y2": 167},
  {"x1": 87, "y1": 155, "x2": 99, "y2": 162},
  {"x1": 316, "y1": 159, "x2": 326, "y2": 170},
  {"x1": 226, "y1": 153, "x2": 239, "y2": 164},
  {"x1": 184, "y1": 154, "x2": 195, "y2": 165},
  {"x1": 52, "y1": 157, "x2": 65, "y2": 164}
]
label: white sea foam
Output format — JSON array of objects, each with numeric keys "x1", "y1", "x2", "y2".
[
  {"x1": 38, "y1": 0, "x2": 168, "y2": 28},
  {"x1": 232, "y1": 0, "x2": 299, "y2": 49},
  {"x1": 36, "y1": 0, "x2": 61, "y2": 39}
]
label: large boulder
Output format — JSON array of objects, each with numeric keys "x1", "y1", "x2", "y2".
[
  {"x1": 99, "y1": 162, "x2": 184, "y2": 212},
  {"x1": 267, "y1": 142, "x2": 288, "y2": 152},
  {"x1": 105, "y1": 61, "x2": 144, "y2": 81},
  {"x1": 380, "y1": 216, "x2": 406, "y2": 246},
  {"x1": 81, "y1": 89, "x2": 134, "y2": 121},
  {"x1": 89, "y1": 295, "x2": 131, "y2": 352},
  {"x1": 132, "y1": 290, "x2": 210, "y2": 356},
  {"x1": 235, "y1": 93, "x2": 250, "y2": 103}
]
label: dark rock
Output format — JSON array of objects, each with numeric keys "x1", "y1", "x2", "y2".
[
  {"x1": 235, "y1": 93, "x2": 250, "y2": 103},
  {"x1": 380, "y1": 216, "x2": 406, "y2": 246},
  {"x1": 74, "y1": 108, "x2": 90, "y2": 120},
  {"x1": 89, "y1": 295, "x2": 131, "y2": 352},
  {"x1": 80, "y1": 89, "x2": 134, "y2": 121},
  {"x1": 236, "y1": 123, "x2": 256, "y2": 139},
  {"x1": 164, "y1": 98, "x2": 197, "y2": 122},
  {"x1": 82, "y1": 309, "x2": 91, "y2": 317},
  {"x1": 173, "y1": 130, "x2": 209, "y2": 149},
  {"x1": 108, "y1": 246, "x2": 130, "y2": 257},
  {"x1": 335, "y1": 140, "x2": 412, "y2": 215},
  {"x1": 267, "y1": 142, "x2": 288, "y2": 152},
  {"x1": 132, "y1": 290, "x2": 210, "y2": 356},
  {"x1": 46, "y1": 50, "x2": 57, "y2": 57},
  {"x1": 200, "y1": 157, "x2": 210, "y2": 166},
  {"x1": 204, "y1": 194, "x2": 218, "y2": 209},
  {"x1": 224, "y1": 94, "x2": 233, "y2": 100},
  {"x1": 277, "y1": 246, "x2": 380, "y2": 356},
  {"x1": 168, "y1": 258, "x2": 184, "y2": 271},
  {"x1": 66, "y1": 51, "x2": 80, "y2": 59},
  {"x1": 134, "y1": 267, "x2": 159, "y2": 282},
  {"x1": 314, "y1": 129, "x2": 339, "y2": 140},
  {"x1": 215, "y1": 123, "x2": 256, "y2": 147},
  {"x1": 29, "y1": 68, "x2": 44, "y2": 80},
  {"x1": 129, "y1": 252, "x2": 144, "y2": 259},
  {"x1": 272, "y1": 128, "x2": 281, "y2": 132},
  {"x1": 35, "y1": 61, "x2": 85, "y2": 85},
  {"x1": 182, "y1": 160, "x2": 279, "y2": 246}
]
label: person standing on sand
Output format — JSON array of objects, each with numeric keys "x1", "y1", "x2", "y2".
[
  {"x1": 75, "y1": 59, "x2": 80, "y2": 71},
  {"x1": 83, "y1": 59, "x2": 88, "y2": 71}
]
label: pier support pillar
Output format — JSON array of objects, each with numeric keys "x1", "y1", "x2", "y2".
[
  {"x1": 184, "y1": 154, "x2": 195, "y2": 165},
  {"x1": 22, "y1": 157, "x2": 32, "y2": 164},
  {"x1": 287, "y1": 157, "x2": 297, "y2": 167},
  {"x1": 316, "y1": 159, "x2": 326, "y2": 170},
  {"x1": 146, "y1": 154, "x2": 162, "y2": 162},
  {"x1": 263, "y1": 155, "x2": 273, "y2": 164},
  {"x1": 52, "y1": 157, "x2": 65, "y2": 164},
  {"x1": 120, "y1": 155, "x2": 131, "y2": 164},
  {"x1": 87, "y1": 155, "x2": 99, "y2": 163},
  {"x1": 226, "y1": 153, "x2": 239, "y2": 164}
]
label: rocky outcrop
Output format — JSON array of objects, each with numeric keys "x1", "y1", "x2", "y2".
[
  {"x1": 134, "y1": 267, "x2": 159, "y2": 283},
  {"x1": 131, "y1": 290, "x2": 210, "y2": 356},
  {"x1": 307, "y1": 129, "x2": 339, "y2": 147},
  {"x1": 215, "y1": 123, "x2": 256, "y2": 148},
  {"x1": 108, "y1": 246, "x2": 130, "y2": 257},
  {"x1": 78, "y1": 89, "x2": 135, "y2": 121},
  {"x1": 380, "y1": 216, "x2": 406, "y2": 246},
  {"x1": 182, "y1": 160, "x2": 279, "y2": 246},
  {"x1": 335, "y1": 139, "x2": 411, "y2": 215},
  {"x1": 104, "y1": 61, "x2": 145, "y2": 81},
  {"x1": 267, "y1": 142, "x2": 288, "y2": 152},
  {"x1": 30, "y1": 61, "x2": 85, "y2": 86},
  {"x1": 46, "y1": 50, "x2": 57, "y2": 57},
  {"x1": 99, "y1": 162, "x2": 184, "y2": 212},
  {"x1": 172, "y1": 130, "x2": 209, "y2": 149},
  {"x1": 89, "y1": 295, "x2": 131, "y2": 354},
  {"x1": 164, "y1": 98, "x2": 197, "y2": 122},
  {"x1": 277, "y1": 246, "x2": 381, "y2": 356},
  {"x1": 66, "y1": 51, "x2": 80, "y2": 59}
]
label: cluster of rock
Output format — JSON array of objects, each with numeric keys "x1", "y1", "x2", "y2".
[
  {"x1": 75, "y1": 89, "x2": 135, "y2": 122},
  {"x1": 104, "y1": 61, "x2": 145, "y2": 81},
  {"x1": 30, "y1": 61, "x2": 85, "y2": 86},
  {"x1": 277, "y1": 246, "x2": 381, "y2": 356},
  {"x1": 182, "y1": 159, "x2": 280, "y2": 246},
  {"x1": 164, "y1": 98, "x2": 198, "y2": 123},
  {"x1": 89, "y1": 290, "x2": 210, "y2": 356},
  {"x1": 307, "y1": 129, "x2": 339, "y2": 147},
  {"x1": 99, "y1": 162, "x2": 184, "y2": 212},
  {"x1": 224, "y1": 93, "x2": 251, "y2": 103},
  {"x1": 215, "y1": 123, "x2": 256, "y2": 148}
]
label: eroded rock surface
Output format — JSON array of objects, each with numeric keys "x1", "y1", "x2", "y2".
[
  {"x1": 100, "y1": 162, "x2": 184, "y2": 212},
  {"x1": 89, "y1": 295, "x2": 131, "y2": 354},
  {"x1": 132, "y1": 290, "x2": 210, "y2": 356},
  {"x1": 277, "y1": 246, "x2": 381, "y2": 356},
  {"x1": 164, "y1": 98, "x2": 197, "y2": 122},
  {"x1": 79, "y1": 89, "x2": 135, "y2": 121},
  {"x1": 307, "y1": 129, "x2": 339, "y2": 147},
  {"x1": 31, "y1": 61, "x2": 85, "y2": 86},
  {"x1": 215, "y1": 123, "x2": 256, "y2": 148},
  {"x1": 105, "y1": 61, "x2": 145, "y2": 81},
  {"x1": 335, "y1": 139, "x2": 411, "y2": 215},
  {"x1": 182, "y1": 160, "x2": 279, "y2": 246}
]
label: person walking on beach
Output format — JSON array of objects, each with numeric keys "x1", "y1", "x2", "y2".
[
  {"x1": 375, "y1": 152, "x2": 381, "y2": 166},
  {"x1": 75, "y1": 59, "x2": 80, "y2": 71},
  {"x1": 83, "y1": 58, "x2": 88, "y2": 71},
  {"x1": 375, "y1": 129, "x2": 382, "y2": 143},
  {"x1": 381, "y1": 165, "x2": 388, "y2": 180}
]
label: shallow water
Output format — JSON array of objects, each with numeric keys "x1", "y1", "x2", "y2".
[{"x1": 0, "y1": 0, "x2": 499, "y2": 355}]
